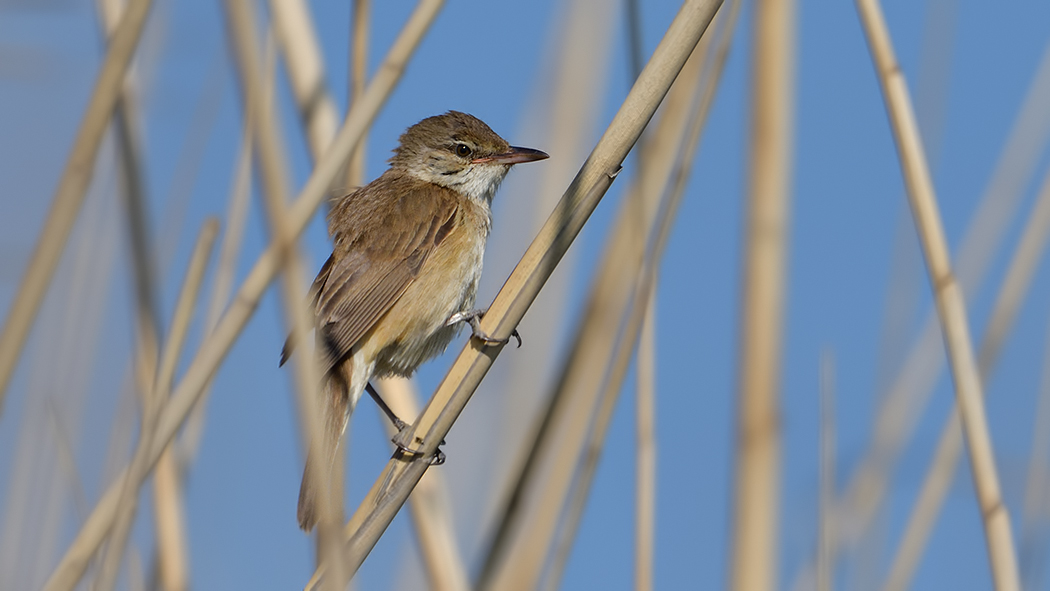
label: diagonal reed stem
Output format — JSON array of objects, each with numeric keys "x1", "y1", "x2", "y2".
[
  {"x1": 92, "y1": 220, "x2": 218, "y2": 591},
  {"x1": 856, "y1": 0, "x2": 1021, "y2": 587},
  {"x1": 882, "y1": 162, "x2": 1050, "y2": 591},
  {"x1": 0, "y1": 0, "x2": 155, "y2": 410}
]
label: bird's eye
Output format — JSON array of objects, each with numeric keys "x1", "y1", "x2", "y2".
[{"x1": 455, "y1": 143, "x2": 472, "y2": 157}]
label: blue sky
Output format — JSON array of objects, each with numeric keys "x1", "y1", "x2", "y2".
[{"x1": 3, "y1": 0, "x2": 1050, "y2": 589}]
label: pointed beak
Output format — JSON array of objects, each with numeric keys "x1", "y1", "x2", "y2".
[{"x1": 473, "y1": 146, "x2": 549, "y2": 165}]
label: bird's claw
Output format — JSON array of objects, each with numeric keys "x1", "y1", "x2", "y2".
[
  {"x1": 392, "y1": 424, "x2": 446, "y2": 465},
  {"x1": 447, "y1": 309, "x2": 522, "y2": 348}
]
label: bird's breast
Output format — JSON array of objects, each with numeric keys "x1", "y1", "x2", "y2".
[{"x1": 371, "y1": 201, "x2": 490, "y2": 377}]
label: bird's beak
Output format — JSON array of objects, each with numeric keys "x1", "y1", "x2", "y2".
[{"x1": 473, "y1": 146, "x2": 549, "y2": 165}]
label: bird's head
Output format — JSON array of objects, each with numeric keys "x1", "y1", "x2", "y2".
[{"x1": 390, "y1": 111, "x2": 548, "y2": 204}]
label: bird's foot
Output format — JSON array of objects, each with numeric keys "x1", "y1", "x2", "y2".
[
  {"x1": 446, "y1": 309, "x2": 522, "y2": 348},
  {"x1": 392, "y1": 425, "x2": 446, "y2": 465}
]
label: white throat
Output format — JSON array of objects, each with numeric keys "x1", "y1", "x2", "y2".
[{"x1": 416, "y1": 163, "x2": 511, "y2": 205}]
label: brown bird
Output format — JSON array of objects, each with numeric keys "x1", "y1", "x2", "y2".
[{"x1": 281, "y1": 111, "x2": 548, "y2": 531}]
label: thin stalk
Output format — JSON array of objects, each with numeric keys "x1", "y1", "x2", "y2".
[
  {"x1": 92, "y1": 221, "x2": 218, "y2": 591},
  {"x1": 635, "y1": 296, "x2": 656, "y2": 591},
  {"x1": 0, "y1": 0, "x2": 155, "y2": 409},
  {"x1": 1020, "y1": 316, "x2": 1050, "y2": 589},
  {"x1": 480, "y1": 0, "x2": 621, "y2": 562},
  {"x1": 304, "y1": 2, "x2": 723, "y2": 587},
  {"x1": 177, "y1": 68, "x2": 253, "y2": 468},
  {"x1": 856, "y1": 0, "x2": 1021, "y2": 587},
  {"x1": 268, "y1": 0, "x2": 339, "y2": 157},
  {"x1": 818, "y1": 352, "x2": 836, "y2": 591},
  {"x1": 542, "y1": 16, "x2": 737, "y2": 587},
  {"x1": 831, "y1": 37, "x2": 1050, "y2": 564},
  {"x1": 221, "y1": 2, "x2": 344, "y2": 587},
  {"x1": 345, "y1": 0, "x2": 370, "y2": 188},
  {"x1": 92, "y1": 1, "x2": 190, "y2": 588},
  {"x1": 729, "y1": 0, "x2": 795, "y2": 588},
  {"x1": 479, "y1": 5, "x2": 737, "y2": 586},
  {"x1": 882, "y1": 163, "x2": 1050, "y2": 591},
  {"x1": 42, "y1": 2, "x2": 445, "y2": 588}
]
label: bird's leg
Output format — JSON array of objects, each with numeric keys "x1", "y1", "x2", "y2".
[
  {"x1": 446, "y1": 309, "x2": 522, "y2": 348},
  {"x1": 371, "y1": 382, "x2": 447, "y2": 464},
  {"x1": 365, "y1": 382, "x2": 407, "y2": 431}
]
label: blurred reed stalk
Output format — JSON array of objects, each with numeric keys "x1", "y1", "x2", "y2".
[
  {"x1": 729, "y1": 0, "x2": 795, "y2": 588},
  {"x1": 345, "y1": 0, "x2": 370, "y2": 188},
  {"x1": 882, "y1": 161, "x2": 1050, "y2": 591},
  {"x1": 478, "y1": 18, "x2": 715, "y2": 590},
  {"x1": 635, "y1": 293, "x2": 656, "y2": 591},
  {"x1": 93, "y1": 220, "x2": 218, "y2": 591},
  {"x1": 1021, "y1": 317, "x2": 1050, "y2": 590},
  {"x1": 812, "y1": 37, "x2": 1050, "y2": 587},
  {"x1": 177, "y1": 70, "x2": 252, "y2": 467},
  {"x1": 268, "y1": 0, "x2": 339, "y2": 157},
  {"x1": 626, "y1": 5, "x2": 655, "y2": 590},
  {"x1": 92, "y1": 1, "x2": 191, "y2": 587},
  {"x1": 0, "y1": 150, "x2": 122, "y2": 590},
  {"x1": 299, "y1": 2, "x2": 725, "y2": 588},
  {"x1": 856, "y1": 0, "x2": 1021, "y2": 587},
  {"x1": 0, "y1": 0, "x2": 154, "y2": 408},
  {"x1": 818, "y1": 351, "x2": 836, "y2": 591},
  {"x1": 42, "y1": 2, "x2": 445, "y2": 589},
  {"x1": 479, "y1": 0, "x2": 618, "y2": 557},
  {"x1": 222, "y1": 2, "x2": 347, "y2": 587}
]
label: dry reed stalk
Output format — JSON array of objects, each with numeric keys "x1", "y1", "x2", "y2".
[
  {"x1": 1021, "y1": 318, "x2": 1050, "y2": 589},
  {"x1": 268, "y1": 0, "x2": 339, "y2": 157},
  {"x1": 478, "y1": 28, "x2": 714, "y2": 591},
  {"x1": 856, "y1": 0, "x2": 1021, "y2": 587},
  {"x1": 818, "y1": 352, "x2": 836, "y2": 591},
  {"x1": 303, "y1": 3, "x2": 725, "y2": 584},
  {"x1": 636, "y1": 296, "x2": 656, "y2": 591},
  {"x1": 41, "y1": 3, "x2": 445, "y2": 589},
  {"x1": 178, "y1": 72, "x2": 253, "y2": 467},
  {"x1": 481, "y1": 6, "x2": 737, "y2": 587},
  {"x1": 882, "y1": 164, "x2": 1050, "y2": 591},
  {"x1": 729, "y1": 1, "x2": 795, "y2": 589},
  {"x1": 93, "y1": 220, "x2": 218, "y2": 591},
  {"x1": 0, "y1": 0, "x2": 154, "y2": 408},
  {"x1": 542, "y1": 16, "x2": 743, "y2": 587},
  {"x1": 830, "y1": 38, "x2": 1050, "y2": 563},
  {"x1": 479, "y1": 0, "x2": 619, "y2": 557},
  {"x1": 0, "y1": 160, "x2": 122, "y2": 589},
  {"x1": 93, "y1": 1, "x2": 191, "y2": 587},
  {"x1": 95, "y1": 0, "x2": 162, "y2": 396},
  {"x1": 374, "y1": 377, "x2": 470, "y2": 591},
  {"x1": 345, "y1": 0, "x2": 370, "y2": 188},
  {"x1": 628, "y1": 4, "x2": 654, "y2": 590},
  {"x1": 222, "y1": 3, "x2": 346, "y2": 586}
]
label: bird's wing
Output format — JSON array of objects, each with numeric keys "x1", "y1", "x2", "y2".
[
  {"x1": 278, "y1": 254, "x2": 334, "y2": 366},
  {"x1": 314, "y1": 184, "x2": 459, "y2": 375}
]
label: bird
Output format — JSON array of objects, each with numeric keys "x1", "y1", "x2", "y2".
[{"x1": 280, "y1": 111, "x2": 548, "y2": 531}]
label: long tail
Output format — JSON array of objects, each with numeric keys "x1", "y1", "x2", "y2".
[{"x1": 297, "y1": 366, "x2": 354, "y2": 531}]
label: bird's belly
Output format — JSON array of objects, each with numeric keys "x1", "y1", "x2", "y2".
[{"x1": 371, "y1": 233, "x2": 484, "y2": 378}]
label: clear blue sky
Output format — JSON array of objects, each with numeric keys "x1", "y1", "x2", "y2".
[{"x1": 2, "y1": 0, "x2": 1050, "y2": 589}]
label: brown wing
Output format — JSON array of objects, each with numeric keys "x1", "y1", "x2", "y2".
[
  {"x1": 313, "y1": 176, "x2": 459, "y2": 375},
  {"x1": 279, "y1": 254, "x2": 335, "y2": 366}
]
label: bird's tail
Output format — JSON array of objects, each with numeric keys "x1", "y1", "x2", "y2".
[{"x1": 297, "y1": 368, "x2": 353, "y2": 531}]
